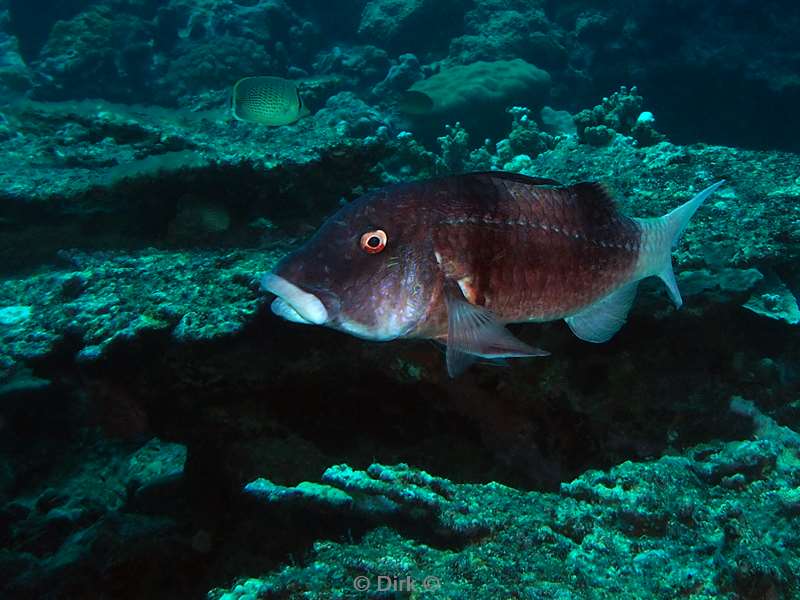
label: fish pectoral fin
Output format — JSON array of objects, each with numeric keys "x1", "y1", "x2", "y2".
[
  {"x1": 444, "y1": 281, "x2": 549, "y2": 377},
  {"x1": 565, "y1": 281, "x2": 639, "y2": 343}
]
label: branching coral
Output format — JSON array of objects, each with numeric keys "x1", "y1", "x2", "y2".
[
  {"x1": 574, "y1": 86, "x2": 665, "y2": 147},
  {"x1": 495, "y1": 106, "x2": 556, "y2": 166}
]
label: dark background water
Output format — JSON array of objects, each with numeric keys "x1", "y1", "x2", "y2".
[{"x1": 4, "y1": 0, "x2": 800, "y2": 151}]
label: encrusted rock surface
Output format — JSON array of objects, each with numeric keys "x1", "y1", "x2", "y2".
[
  {"x1": 213, "y1": 416, "x2": 800, "y2": 599},
  {"x1": 1, "y1": 2, "x2": 799, "y2": 596}
]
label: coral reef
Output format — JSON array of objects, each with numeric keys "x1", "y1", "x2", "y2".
[
  {"x1": 495, "y1": 106, "x2": 556, "y2": 166},
  {"x1": 212, "y1": 430, "x2": 800, "y2": 598},
  {"x1": 1, "y1": 0, "x2": 800, "y2": 596},
  {"x1": 32, "y1": 6, "x2": 156, "y2": 103},
  {"x1": 0, "y1": 92, "x2": 798, "y2": 598},
  {"x1": 548, "y1": 0, "x2": 800, "y2": 150},
  {"x1": 0, "y1": 0, "x2": 795, "y2": 150},
  {"x1": 408, "y1": 59, "x2": 551, "y2": 116},
  {"x1": 371, "y1": 52, "x2": 423, "y2": 97},
  {"x1": 246, "y1": 462, "x2": 488, "y2": 542},
  {"x1": 358, "y1": 0, "x2": 470, "y2": 52},
  {"x1": 574, "y1": 86, "x2": 665, "y2": 147},
  {"x1": 0, "y1": 436, "x2": 189, "y2": 598},
  {"x1": 448, "y1": 0, "x2": 568, "y2": 71},
  {"x1": 0, "y1": 6, "x2": 30, "y2": 97}
]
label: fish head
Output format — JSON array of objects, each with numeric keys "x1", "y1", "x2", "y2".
[{"x1": 262, "y1": 188, "x2": 437, "y2": 341}]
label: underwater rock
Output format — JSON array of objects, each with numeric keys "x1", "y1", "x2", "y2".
[
  {"x1": 32, "y1": 6, "x2": 157, "y2": 103},
  {"x1": 0, "y1": 368, "x2": 50, "y2": 403},
  {"x1": 372, "y1": 52, "x2": 423, "y2": 98},
  {"x1": 0, "y1": 248, "x2": 277, "y2": 381},
  {"x1": 378, "y1": 130, "x2": 439, "y2": 183},
  {"x1": 1, "y1": 5, "x2": 800, "y2": 599},
  {"x1": 729, "y1": 397, "x2": 800, "y2": 449},
  {"x1": 436, "y1": 122, "x2": 471, "y2": 173},
  {"x1": 0, "y1": 96, "x2": 395, "y2": 271},
  {"x1": 1, "y1": 94, "x2": 800, "y2": 386},
  {"x1": 0, "y1": 304, "x2": 31, "y2": 326},
  {"x1": 0, "y1": 431, "x2": 194, "y2": 597},
  {"x1": 0, "y1": 8, "x2": 31, "y2": 97},
  {"x1": 449, "y1": 1, "x2": 568, "y2": 70},
  {"x1": 313, "y1": 91, "x2": 387, "y2": 138},
  {"x1": 540, "y1": 105, "x2": 576, "y2": 136},
  {"x1": 743, "y1": 269, "x2": 800, "y2": 325},
  {"x1": 126, "y1": 438, "x2": 187, "y2": 489},
  {"x1": 358, "y1": 0, "x2": 470, "y2": 51},
  {"x1": 582, "y1": 124, "x2": 616, "y2": 146},
  {"x1": 358, "y1": 0, "x2": 428, "y2": 42},
  {"x1": 21, "y1": 0, "x2": 320, "y2": 106},
  {"x1": 246, "y1": 463, "x2": 488, "y2": 542},
  {"x1": 312, "y1": 44, "x2": 389, "y2": 86},
  {"x1": 677, "y1": 267, "x2": 765, "y2": 312},
  {"x1": 154, "y1": 0, "x2": 321, "y2": 106},
  {"x1": 246, "y1": 478, "x2": 353, "y2": 510},
  {"x1": 214, "y1": 437, "x2": 800, "y2": 598}
]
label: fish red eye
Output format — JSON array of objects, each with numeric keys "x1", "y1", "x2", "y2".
[{"x1": 360, "y1": 229, "x2": 387, "y2": 254}]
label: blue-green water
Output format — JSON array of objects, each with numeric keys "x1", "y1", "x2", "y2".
[{"x1": 0, "y1": 1, "x2": 799, "y2": 598}]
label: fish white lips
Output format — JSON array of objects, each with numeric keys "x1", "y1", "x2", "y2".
[
  {"x1": 270, "y1": 298, "x2": 313, "y2": 324},
  {"x1": 260, "y1": 273, "x2": 328, "y2": 325}
]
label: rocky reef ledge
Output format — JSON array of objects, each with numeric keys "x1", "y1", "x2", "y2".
[{"x1": 1, "y1": 92, "x2": 800, "y2": 598}]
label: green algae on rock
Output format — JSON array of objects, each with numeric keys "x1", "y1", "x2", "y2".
[{"x1": 213, "y1": 428, "x2": 800, "y2": 599}]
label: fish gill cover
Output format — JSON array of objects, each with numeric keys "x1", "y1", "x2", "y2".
[{"x1": 0, "y1": 1, "x2": 799, "y2": 599}]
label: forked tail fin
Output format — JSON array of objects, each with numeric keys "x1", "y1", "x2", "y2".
[{"x1": 635, "y1": 180, "x2": 726, "y2": 307}]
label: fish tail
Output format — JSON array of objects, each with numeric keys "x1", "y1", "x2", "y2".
[{"x1": 635, "y1": 180, "x2": 725, "y2": 307}]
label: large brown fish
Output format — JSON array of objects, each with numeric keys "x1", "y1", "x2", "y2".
[{"x1": 261, "y1": 172, "x2": 724, "y2": 376}]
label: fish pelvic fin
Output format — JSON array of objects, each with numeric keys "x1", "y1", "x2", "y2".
[
  {"x1": 635, "y1": 180, "x2": 725, "y2": 308},
  {"x1": 443, "y1": 280, "x2": 549, "y2": 377}
]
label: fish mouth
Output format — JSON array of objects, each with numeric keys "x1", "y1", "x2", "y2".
[{"x1": 260, "y1": 273, "x2": 329, "y2": 325}]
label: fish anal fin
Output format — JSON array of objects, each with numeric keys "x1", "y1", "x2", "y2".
[
  {"x1": 565, "y1": 281, "x2": 639, "y2": 343},
  {"x1": 444, "y1": 281, "x2": 549, "y2": 377}
]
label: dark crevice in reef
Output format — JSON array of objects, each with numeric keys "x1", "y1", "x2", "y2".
[
  {"x1": 14, "y1": 297, "x2": 783, "y2": 500},
  {"x1": 4, "y1": 276, "x2": 796, "y2": 597},
  {"x1": 0, "y1": 162, "x2": 368, "y2": 276}
]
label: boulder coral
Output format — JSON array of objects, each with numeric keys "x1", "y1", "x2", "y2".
[{"x1": 408, "y1": 59, "x2": 551, "y2": 115}]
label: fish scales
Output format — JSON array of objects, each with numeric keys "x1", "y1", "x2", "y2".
[{"x1": 430, "y1": 175, "x2": 641, "y2": 322}]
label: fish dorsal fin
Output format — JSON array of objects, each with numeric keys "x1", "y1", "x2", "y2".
[
  {"x1": 469, "y1": 171, "x2": 562, "y2": 187},
  {"x1": 570, "y1": 181, "x2": 617, "y2": 211},
  {"x1": 444, "y1": 281, "x2": 549, "y2": 377},
  {"x1": 565, "y1": 281, "x2": 639, "y2": 343}
]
